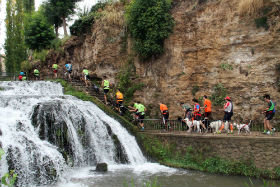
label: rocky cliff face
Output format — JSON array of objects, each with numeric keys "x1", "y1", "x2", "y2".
[{"x1": 44, "y1": 0, "x2": 280, "y2": 124}]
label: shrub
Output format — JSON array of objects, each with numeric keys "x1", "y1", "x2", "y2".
[
  {"x1": 255, "y1": 16, "x2": 269, "y2": 30},
  {"x1": 70, "y1": 13, "x2": 95, "y2": 36},
  {"x1": 117, "y1": 62, "x2": 144, "y2": 102},
  {"x1": 33, "y1": 50, "x2": 49, "y2": 62},
  {"x1": 210, "y1": 83, "x2": 227, "y2": 106},
  {"x1": 70, "y1": 2, "x2": 107, "y2": 36},
  {"x1": 220, "y1": 62, "x2": 233, "y2": 70},
  {"x1": 238, "y1": 0, "x2": 264, "y2": 16},
  {"x1": 126, "y1": 0, "x2": 174, "y2": 59},
  {"x1": 20, "y1": 60, "x2": 33, "y2": 72}
]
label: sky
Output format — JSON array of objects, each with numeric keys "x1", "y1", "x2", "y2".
[{"x1": 0, "y1": 0, "x2": 98, "y2": 54}]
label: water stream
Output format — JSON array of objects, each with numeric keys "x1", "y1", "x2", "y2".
[{"x1": 0, "y1": 81, "x2": 277, "y2": 187}]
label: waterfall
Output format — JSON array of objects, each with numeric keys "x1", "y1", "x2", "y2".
[{"x1": 0, "y1": 81, "x2": 146, "y2": 187}]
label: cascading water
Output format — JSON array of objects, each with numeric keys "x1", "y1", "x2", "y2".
[{"x1": 0, "y1": 81, "x2": 146, "y2": 187}]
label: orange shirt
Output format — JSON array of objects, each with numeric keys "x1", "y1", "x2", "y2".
[
  {"x1": 204, "y1": 99, "x2": 212, "y2": 112},
  {"x1": 160, "y1": 104, "x2": 168, "y2": 112}
]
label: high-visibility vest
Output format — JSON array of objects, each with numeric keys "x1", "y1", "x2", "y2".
[
  {"x1": 116, "y1": 91, "x2": 123, "y2": 101},
  {"x1": 83, "y1": 69, "x2": 89, "y2": 75},
  {"x1": 52, "y1": 64, "x2": 58, "y2": 70},
  {"x1": 34, "y1": 69, "x2": 40, "y2": 75},
  {"x1": 104, "y1": 80, "x2": 109, "y2": 89}
]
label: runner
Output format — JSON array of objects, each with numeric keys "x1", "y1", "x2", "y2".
[
  {"x1": 263, "y1": 94, "x2": 275, "y2": 135},
  {"x1": 137, "y1": 101, "x2": 146, "y2": 131},
  {"x1": 115, "y1": 88, "x2": 124, "y2": 114},
  {"x1": 34, "y1": 68, "x2": 40, "y2": 80},
  {"x1": 64, "y1": 62, "x2": 72, "y2": 81},
  {"x1": 202, "y1": 95, "x2": 212, "y2": 129},
  {"x1": 102, "y1": 76, "x2": 110, "y2": 105},
  {"x1": 219, "y1": 96, "x2": 234, "y2": 133},
  {"x1": 192, "y1": 99, "x2": 206, "y2": 131},
  {"x1": 52, "y1": 63, "x2": 58, "y2": 78},
  {"x1": 159, "y1": 103, "x2": 169, "y2": 130},
  {"x1": 82, "y1": 67, "x2": 90, "y2": 87}
]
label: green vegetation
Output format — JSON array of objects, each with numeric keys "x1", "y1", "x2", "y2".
[
  {"x1": 255, "y1": 16, "x2": 269, "y2": 30},
  {"x1": 0, "y1": 149, "x2": 17, "y2": 187},
  {"x1": 191, "y1": 85, "x2": 199, "y2": 96},
  {"x1": 70, "y1": 2, "x2": 107, "y2": 36},
  {"x1": 138, "y1": 135, "x2": 280, "y2": 180},
  {"x1": 117, "y1": 62, "x2": 144, "y2": 102},
  {"x1": 5, "y1": 0, "x2": 27, "y2": 73},
  {"x1": 210, "y1": 83, "x2": 227, "y2": 106},
  {"x1": 33, "y1": 50, "x2": 49, "y2": 62},
  {"x1": 25, "y1": 10, "x2": 56, "y2": 51},
  {"x1": 126, "y1": 0, "x2": 174, "y2": 59},
  {"x1": 20, "y1": 61, "x2": 32, "y2": 72},
  {"x1": 220, "y1": 62, "x2": 233, "y2": 71}
]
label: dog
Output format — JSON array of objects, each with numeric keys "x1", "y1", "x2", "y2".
[
  {"x1": 184, "y1": 118, "x2": 193, "y2": 132},
  {"x1": 234, "y1": 120, "x2": 251, "y2": 135},
  {"x1": 210, "y1": 120, "x2": 222, "y2": 133},
  {"x1": 193, "y1": 120, "x2": 201, "y2": 133}
]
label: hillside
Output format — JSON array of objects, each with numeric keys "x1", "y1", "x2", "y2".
[{"x1": 43, "y1": 0, "x2": 280, "y2": 124}]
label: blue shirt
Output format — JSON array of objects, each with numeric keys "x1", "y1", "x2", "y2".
[{"x1": 65, "y1": 64, "x2": 72, "y2": 71}]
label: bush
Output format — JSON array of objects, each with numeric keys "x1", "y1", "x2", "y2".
[
  {"x1": 255, "y1": 16, "x2": 269, "y2": 30},
  {"x1": 210, "y1": 83, "x2": 227, "y2": 106},
  {"x1": 117, "y1": 62, "x2": 144, "y2": 102},
  {"x1": 70, "y1": 13, "x2": 95, "y2": 36},
  {"x1": 21, "y1": 60, "x2": 33, "y2": 72},
  {"x1": 70, "y1": 1, "x2": 108, "y2": 36},
  {"x1": 126, "y1": 0, "x2": 174, "y2": 59},
  {"x1": 33, "y1": 50, "x2": 49, "y2": 62}
]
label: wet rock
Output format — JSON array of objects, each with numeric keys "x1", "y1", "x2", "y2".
[{"x1": 95, "y1": 163, "x2": 108, "y2": 172}]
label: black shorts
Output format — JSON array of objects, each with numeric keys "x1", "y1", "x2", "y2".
[
  {"x1": 205, "y1": 112, "x2": 211, "y2": 118},
  {"x1": 266, "y1": 112, "x2": 274, "y2": 120},
  {"x1": 67, "y1": 70, "x2": 72, "y2": 74},
  {"x1": 104, "y1": 89, "x2": 109, "y2": 94},
  {"x1": 139, "y1": 114, "x2": 145, "y2": 123},
  {"x1": 223, "y1": 112, "x2": 233, "y2": 122},
  {"x1": 116, "y1": 100, "x2": 123, "y2": 107},
  {"x1": 194, "y1": 115, "x2": 201, "y2": 121},
  {"x1": 162, "y1": 111, "x2": 169, "y2": 121},
  {"x1": 84, "y1": 75, "x2": 90, "y2": 80}
]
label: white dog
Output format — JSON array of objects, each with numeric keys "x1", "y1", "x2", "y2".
[
  {"x1": 184, "y1": 118, "x2": 201, "y2": 133},
  {"x1": 210, "y1": 120, "x2": 222, "y2": 133},
  {"x1": 234, "y1": 120, "x2": 251, "y2": 135},
  {"x1": 184, "y1": 118, "x2": 193, "y2": 132}
]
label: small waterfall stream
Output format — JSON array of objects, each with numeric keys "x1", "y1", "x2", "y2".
[{"x1": 0, "y1": 81, "x2": 146, "y2": 187}]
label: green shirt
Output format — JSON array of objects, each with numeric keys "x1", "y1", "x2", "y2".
[
  {"x1": 22, "y1": 76, "x2": 27, "y2": 81},
  {"x1": 137, "y1": 104, "x2": 146, "y2": 115},
  {"x1": 83, "y1": 69, "x2": 89, "y2": 75},
  {"x1": 52, "y1": 64, "x2": 58, "y2": 70},
  {"x1": 34, "y1": 69, "x2": 39, "y2": 75}
]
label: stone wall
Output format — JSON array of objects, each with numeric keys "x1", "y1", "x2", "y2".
[{"x1": 145, "y1": 132, "x2": 280, "y2": 170}]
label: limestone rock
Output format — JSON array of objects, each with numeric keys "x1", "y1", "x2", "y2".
[
  {"x1": 43, "y1": 0, "x2": 280, "y2": 125},
  {"x1": 95, "y1": 163, "x2": 108, "y2": 172}
]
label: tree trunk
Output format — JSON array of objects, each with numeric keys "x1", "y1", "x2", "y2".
[
  {"x1": 62, "y1": 17, "x2": 68, "y2": 36},
  {"x1": 55, "y1": 26, "x2": 59, "y2": 38}
]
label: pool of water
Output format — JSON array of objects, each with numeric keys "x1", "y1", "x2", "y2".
[{"x1": 41, "y1": 163, "x2": 278, "y2": 187}]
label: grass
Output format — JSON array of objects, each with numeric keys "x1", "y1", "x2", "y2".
[{"x1": 238, "y1": 0, "x2": 264, "y2": 17}]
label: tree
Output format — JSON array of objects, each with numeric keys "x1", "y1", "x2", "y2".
[
  {"x1": 41, "y1": 1, "x2": 63, "y2": 37},
  {"x1": 25, "y1": 10, "x2": 56, "y2": 51},
  {"x1": 4, "y1": 0, "x2": 27, "y2": 73},
  {"x1": 47, "y1": 0, "x2": 82, "y2": 36},
  {"x1": 23, "y1": 0, "x2": 34, "y2": 13}
]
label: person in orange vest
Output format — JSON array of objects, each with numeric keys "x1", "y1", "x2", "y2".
[
  {"x1": 159, "y1": 103, "x2": 169, "y2": 129},
  {"x1": 115, "y1": 88, "x2": 124, "y2": 114},
  {"x1": 202, "y1": 95, "x2": 212, "y2": 129}
]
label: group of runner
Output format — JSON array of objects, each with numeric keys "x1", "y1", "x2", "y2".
[{"x1": 18, "y1": 64, "x2": 276, "y2": 134}]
